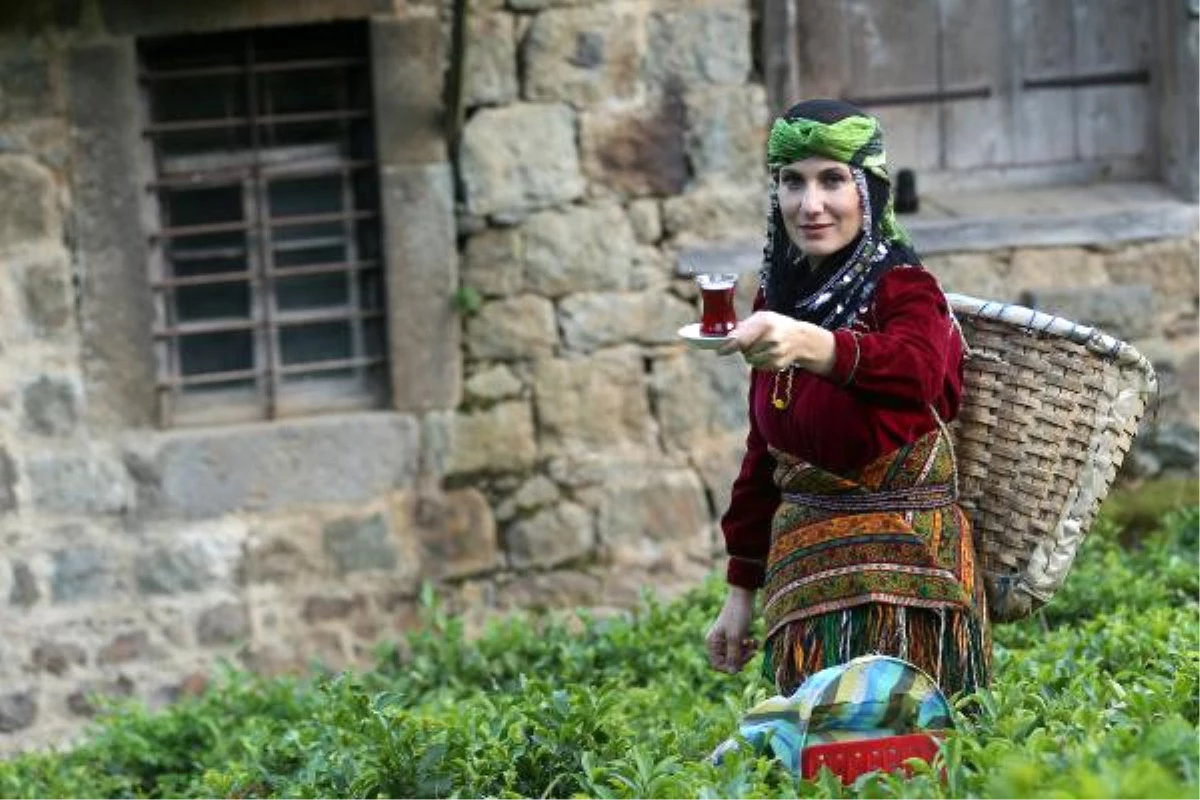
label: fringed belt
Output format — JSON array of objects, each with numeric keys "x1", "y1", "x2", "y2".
[{"x1": 780, "y1": 483, "x2": 957, "y2": 513}]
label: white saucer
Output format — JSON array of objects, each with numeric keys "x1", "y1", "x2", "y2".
[{"x1": 678, "y1": 323, "x2": 732, "y2": 350}]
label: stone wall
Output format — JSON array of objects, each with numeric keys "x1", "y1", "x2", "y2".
[
  {"x1": 0, "y1": 0, "x2": 766, "y2": 752},
  {"x1": 0, "y1": 0, "x2": 1195, "y2": 753}
]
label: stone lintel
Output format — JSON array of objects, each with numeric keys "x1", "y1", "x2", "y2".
[
  {"x1": 380, "y1": 163, "x2": 461, "y2": 412},
  {"x1": 370, "y1": 15, "x2": 448, "y2": 167},
  {"x1": 94, "y1": 0, "x2": 394, "y2": 38},
  {"x1": 67, "y1": 39, "x2": 157, "y2": 430}
]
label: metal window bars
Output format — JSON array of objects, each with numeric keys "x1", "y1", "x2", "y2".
[{"x1": 140, "y1": 24, "x2": 387, "y2": 427}]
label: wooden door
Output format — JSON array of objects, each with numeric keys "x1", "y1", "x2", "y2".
[{"x1": 762, "y1": 0, "x2": 1155, "y2": 181}]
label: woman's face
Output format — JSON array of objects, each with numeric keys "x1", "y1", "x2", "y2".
[{"x1": 775, "y1": 157, "x2": 864, "y2": 261}]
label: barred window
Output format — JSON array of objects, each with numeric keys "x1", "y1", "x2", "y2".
[{"x1": 139, "y1": 22, "x2": 388, "y2": 427}]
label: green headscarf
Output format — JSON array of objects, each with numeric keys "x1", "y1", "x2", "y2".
[{"x1": 766, "y1": 115, "x2": 909, "y2": 245}]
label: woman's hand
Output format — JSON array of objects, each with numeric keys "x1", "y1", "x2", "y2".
[
  {"x1": 718, "y1": 311, "x2": 836, "y2": 376},
  {"x1": 705, "y1": 586, "x2": 759, "y2": 674}
]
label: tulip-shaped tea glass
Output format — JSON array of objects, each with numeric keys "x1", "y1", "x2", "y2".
[{"x1": 695, "y1": 272, "x2": 739, "y2": 337}]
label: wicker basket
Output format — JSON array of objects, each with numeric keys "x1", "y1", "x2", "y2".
[{"x1": 944, "y1": 293, "x2": 1158, "y2": 623}]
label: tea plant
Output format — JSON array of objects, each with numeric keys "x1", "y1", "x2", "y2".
[{"x1": 0, "y1": 505, "x2": 1195, "y2": 799}]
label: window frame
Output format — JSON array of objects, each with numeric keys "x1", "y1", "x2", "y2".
[{"x1": 136, "y1": 22, "x2": 390, "y2": 428}]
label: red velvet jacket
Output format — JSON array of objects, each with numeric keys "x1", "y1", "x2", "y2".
[{"x1": 721, "y1": 265, "x2": 965, "y2": 589}]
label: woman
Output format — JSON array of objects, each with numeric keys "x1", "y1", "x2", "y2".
[{"x1": 705, "y1": 99, "x2": 991, "y2": 699}]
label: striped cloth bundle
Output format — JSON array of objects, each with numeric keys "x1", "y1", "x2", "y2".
[{"x1": 710, "y1": 654, "x2": 953, "y2": 777}]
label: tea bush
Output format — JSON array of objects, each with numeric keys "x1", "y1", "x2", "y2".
[{"x1": 1, "y1": 505, "x2": 1196, "y2": 799}]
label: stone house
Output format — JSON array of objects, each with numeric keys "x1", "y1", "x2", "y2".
[{"x1": 0, "y1": 0, "x2": 1194, "y2": 750}]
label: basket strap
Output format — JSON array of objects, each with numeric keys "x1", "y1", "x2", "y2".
[
  {"x1": 944, "y1": 296, "x2": 973, "y2": 361},
  {"x1": 928, "y1": 405, "x2": 959, "y2": 502}
]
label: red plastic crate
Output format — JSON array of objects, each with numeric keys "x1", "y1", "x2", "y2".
[{"x1": 800, "y1": 732, "x2": 943, "y2": 784}]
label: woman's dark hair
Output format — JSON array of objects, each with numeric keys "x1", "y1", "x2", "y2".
[{"x1": 782, "y1": 98, "x2": 869, "y2": 125}]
